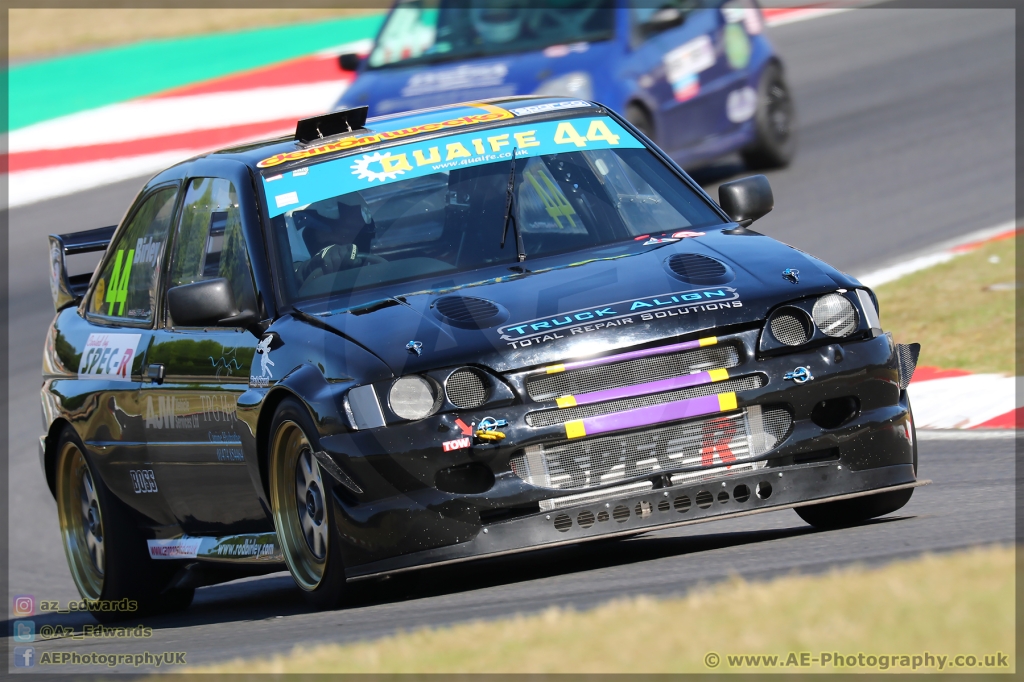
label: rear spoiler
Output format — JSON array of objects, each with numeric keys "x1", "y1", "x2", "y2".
[{"x1": 48, "y1": 225, "x2": 116, "y2": 312}]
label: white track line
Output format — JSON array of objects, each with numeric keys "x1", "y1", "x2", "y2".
[
  {"x1": 9, "y1": 82, "x2": 345, "y2": 152},
  {"x1": 916, "y1": 429, "x2": 1017, "y2": 440},
  {"x1": 854, "y1": 221, "x2": 1017, "y2": 288}
]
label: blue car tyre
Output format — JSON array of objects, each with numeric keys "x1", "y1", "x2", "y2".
[
  {"x1": 269, "y1": 397, "x2": 349, "y2": 608},
  {"x1": 741, "y1": 61, "x2": 797, "y2": 169},
  {"x1": 55, "y1": 425, "x2": 194, "y2": 621}
]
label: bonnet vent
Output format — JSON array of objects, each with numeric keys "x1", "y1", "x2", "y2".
[
  {"x1": 666, "y1": 253, "x2": 733, "y2": 285},
  {"x1": 434, "y1": 296, "x2": 507, "y2": 329}
]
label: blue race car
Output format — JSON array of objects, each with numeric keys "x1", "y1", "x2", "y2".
[{"x1": 335, "y1": 0, "x2": 795, "y2": 170}]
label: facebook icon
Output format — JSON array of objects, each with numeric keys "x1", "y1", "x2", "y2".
[{"x1": 14, "y1": 646, "x2": 35, "y2": 668}]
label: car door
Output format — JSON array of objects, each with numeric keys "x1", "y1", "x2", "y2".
[
  {"x1": 142, "y1": 175, "x2": 267, "y2": 534},
  {"x1": 74, "y1": 184, "x2": 179, "y2": 524},
  {"x1": 629, "y1": 0, "x2": 752, "y2": 153}
]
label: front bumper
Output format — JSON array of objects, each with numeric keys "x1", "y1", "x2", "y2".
[
  {"x1": 345, "y1": 460, "x2": 925, "y2": 580},
  {"x1": 318, "y1": 330, "x2": 918, "y2": 574}
]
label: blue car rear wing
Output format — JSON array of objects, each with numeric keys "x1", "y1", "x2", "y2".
[{"x1": 48, "y1": 225, "x2": 115, "y2": 312}]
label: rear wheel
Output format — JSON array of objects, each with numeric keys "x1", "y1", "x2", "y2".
[
  {"x1": 269, "y1": 398, "x2": 348, "y2": 609},
  {"x1": 55, "y1": 426, "x2": 194, "y2": 622},
  {"x1": 740, "y1": 61, "x2": 797, "y2": 169}
]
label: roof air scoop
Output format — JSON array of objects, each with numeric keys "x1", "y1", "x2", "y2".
[{"x1": 295, "y1": 106, "x2": 369, "y2": 144}]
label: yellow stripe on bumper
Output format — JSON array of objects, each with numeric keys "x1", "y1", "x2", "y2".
[
  {"x1": 699, "y1": 336, "x2": 718, "y2": 347},
  {"x1": 708, "y1": 368, "x2": 730, "y2": 382},
  {"x1": 546, "y1": 364, "x2": 565, "y2": 374},
  {"x1": 556, "y1": 395, "x2": 577, "y2": 408},
  {"x1": 565, "y1": 421, "x2": 587, "y2": 438},
  {"x1": 717, "y1": 392, "x2": 738, "y2": 411}
]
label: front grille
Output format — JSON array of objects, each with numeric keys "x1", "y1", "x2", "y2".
[
  {"x1": 445, "y1": 368, "x2": 487, "y2": 408},
  {"x1": 527, "y1": 374, "x2": 765, "y2": 427},
  {"x1": 526, "y1": 345, "x2": 739, "y2": 401},
  {"x1": 510, "y1": 405, "x2": 791, "y2": 491}
]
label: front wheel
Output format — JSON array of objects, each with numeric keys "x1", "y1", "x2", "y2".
[
  {"x1": 740, "y1": 61, "x2": 797, "y2": 169},
  {"x1": 268, "y1": 398, "x2": 348, "y2": 609},
  {"x1": 55, "y1": 426, "x2": 193, "y2": 622},
  {"x1": 795, "y1": 487, "x2": 914, "y2": 530}
]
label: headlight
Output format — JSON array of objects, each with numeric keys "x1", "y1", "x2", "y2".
[
  {"x1": 533, "y1": 71, "x2": 593, "y2": 99},
  {"x1": 769, "y1": 307, "x2": 813, "y2": 346},
  {"x1": 389, "y1": 375, "x2": 439, "y2": 421},
  {"x1": 812, "y1": 294, "x2": 858, "y2": 338}
]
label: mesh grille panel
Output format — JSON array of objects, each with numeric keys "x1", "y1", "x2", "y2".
[
  {"x1": 812, "y1": 294, "x2": 858, "y2": 338},
  {"x1": 527, "y1": 345, "x2": 739, "y2": 401},
  {"x1": 770, "y1": 311, "x2": 811, "y2": 346},
  {"x1": 445, "y1": 368, "x2": 487, "y2": 409},
  {"x1": 527, "y1": 374, "x2": 764, "y2": 427},
  {"x1": 510, "y1": 405, "x2": 792, "y2": 490}
]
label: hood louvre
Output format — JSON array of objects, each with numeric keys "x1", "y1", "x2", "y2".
[
  {"x1": 666, "y1": 253, "x2": 733, "y2": 285},
  {"x1": 433, "y1": 295, "x2": 507, "y2": 329}
]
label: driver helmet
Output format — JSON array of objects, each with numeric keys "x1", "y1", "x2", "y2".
[{"x1": 470, "y1": 2, "x2": 524, "y2": 44}]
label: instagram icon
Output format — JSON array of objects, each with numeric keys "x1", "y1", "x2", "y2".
[{"x1": 12, "y1": 595, "x2": 35, "y2": 617}]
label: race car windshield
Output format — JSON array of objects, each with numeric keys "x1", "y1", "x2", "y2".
[
  {"x1": 262, "y1": 116, "x2": 722, "y2": 305},
  {"x1": 367, "y1": 0, "x2": 615, "y2": 69}
]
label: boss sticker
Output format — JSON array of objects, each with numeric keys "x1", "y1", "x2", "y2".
[{"x1": 130, "y1": 469, "x2": 158, "y2": 494}]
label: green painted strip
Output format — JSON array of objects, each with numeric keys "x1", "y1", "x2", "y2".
[{"x1": 9, "y1": 14, "x2": 384, "y2": 131}]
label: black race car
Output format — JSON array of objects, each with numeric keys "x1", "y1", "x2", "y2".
[{"x1": 42, "y1": 97, "x2": 924, "y2": 617}]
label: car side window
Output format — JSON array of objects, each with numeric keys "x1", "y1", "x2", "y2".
[
  {"x1": 87, "y1": 187, "x2": 177, "y2": 324},
  {"x1": 167, "y1": 177, "x2": 257, "y2": 327},
  {"x1": 630, "y1": 0, "x2": 704, "y2": 42}
]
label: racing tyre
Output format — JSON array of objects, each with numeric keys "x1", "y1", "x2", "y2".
[
  {"x1": 55, "y1": 426, "x2": 195, "y2": 622},
  {"x1": 796, "y1": 404, "x2": 917, "y2": 529},
  {"x1": 740, "y1": 61, "x2": 796, "y2": 169},
  {"x1": 625, "y1": 103, "x2": 655, "y2": 143},
  {"x1": 269, "y1": 398, "x2": 348, "y2": 609},
  {"x1": 794, "y1": 488, "x2": 914, "y2": 530}
]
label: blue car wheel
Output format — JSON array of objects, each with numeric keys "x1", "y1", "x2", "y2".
[{"x1": 741, "y1": 61, "x2": 797, "y2": 169}]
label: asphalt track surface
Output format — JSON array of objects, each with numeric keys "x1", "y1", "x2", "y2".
[{"x1": 5, "y1": 7, "x2": 1016, "y2": 672}]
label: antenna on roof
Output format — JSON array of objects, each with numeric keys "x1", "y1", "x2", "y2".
[{"x1": 295, "y1": 106, "x2": 369, "y2": 144}]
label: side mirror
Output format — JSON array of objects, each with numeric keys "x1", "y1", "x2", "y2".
[
  {"x1": 339, "y1": 53, "x2": 361, "y2": 72},
  {"x1": 718, "y1": 175, "x2": 774, "y2": 230},
  {"x1": 167, "y1": 278, "x2": 254, "y2": 328}
]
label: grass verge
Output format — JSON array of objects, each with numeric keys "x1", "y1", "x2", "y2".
[
  {"x1": 10, "y1": 8, "x2": 377, "y2": 59},
  {"x1": 874, "y1": 234, "x2": 1016, "y2": 374},
  {"x1": 190, "y1": 544, "x2": 1014, "y2": 674}
]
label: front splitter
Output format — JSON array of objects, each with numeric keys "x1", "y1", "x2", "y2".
[{"x1": 346, "y1": 462, "x2": 928, "y2": 581}]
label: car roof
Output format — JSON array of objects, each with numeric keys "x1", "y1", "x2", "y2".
[{"x1": 197, "y1": 96, "x2": 608, "y2": 172}]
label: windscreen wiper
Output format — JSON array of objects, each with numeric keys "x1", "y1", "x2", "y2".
[{"x1": 500, "y1": 147, "x2": 527, "y2": 262}]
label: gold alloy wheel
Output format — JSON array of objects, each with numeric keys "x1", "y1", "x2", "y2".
[
  {"x1": 56, "y1": 440, "x2": 105, "y2": 600},
  {"x1": 270, "y1": 420, "x2": 328, "y2": 591}
]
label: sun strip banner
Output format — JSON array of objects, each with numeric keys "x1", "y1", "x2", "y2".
[
  {"x1": 257, "y1": 102, "x2": 515, "y2": 168},
  {"x1": 262, "y1": 116, "x2": 644, "y2": 218}
]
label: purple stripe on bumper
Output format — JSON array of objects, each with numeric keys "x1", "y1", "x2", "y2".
[{"x1": 564, "y1": 392, "x2": 737, "y2": 438}]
